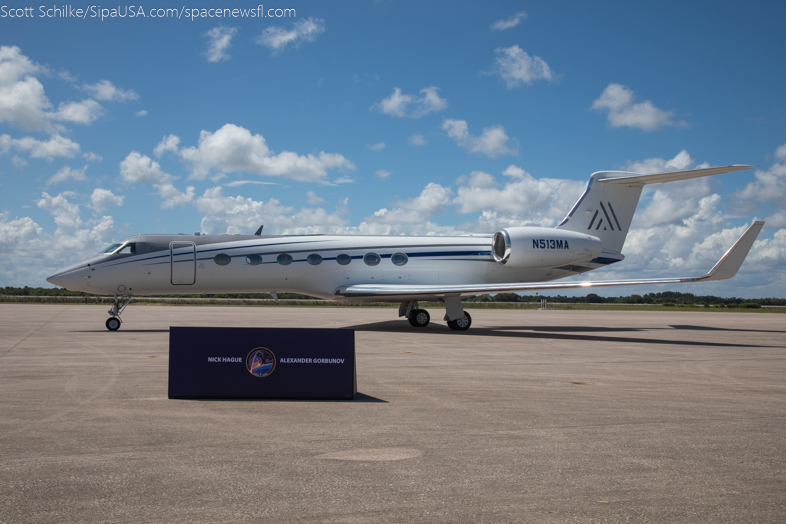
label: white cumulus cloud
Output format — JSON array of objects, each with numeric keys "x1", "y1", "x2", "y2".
[
  {"x1": 733, "y1": 143, "x2": 786, "y2": 224},
  {"x1": 54, "y1": 98, "x2": 103, "y2": 125},
  {"x1": 622, "y1": 150, "x2": 697, "y2": 174},
  {"x1": 1, "y1": 133, "x2": 81, "y2": 161},
  {"x1": 89, "y1": 188, "x2": 124, "y2": 213},
  {"x1": 442, "y1": 118, "x2": 518, "y2": 158},
  {"x1": 488, "y1": 45, "x2": 555, "y2": 88},
  {"x1": 0, "y1": 46, "x2": 129, "y2": 134},
  {"x1": 82, "y1": 151, "x2": 102, "y2": 162},
  {"x1": 205, "y1": 26, "x2": 239, "y2": 62},
  {"x1": 119, "y1": 151, "x2": 194, "y2": 208},
  {"x1": 154, "y1": 134, "x2": 181, "y2": 158},
  {"x1": 371, "y1": 86, "x2": 447, "y2": 118},
  {"x1": 306, "y1": 191, "x2": 325, "y2": 204},
  {"x1": 0, "y1": 45, "x2": 52, "y2": 131},
  {"x1": 491, "y1": 11, "x2": 527, "y2": 31},
  {"x1": 257, "y1": 17, "x2": 325, "y2": 53},
  {"x1": 195, "y1": 186, "x2": 348, "y2": 235},
  {"x1": 174, "y1": 124, "x2": 355, "y2": 182},
  {"x1": 452, "y1": 167, "x2": 585, "y2": 227},
  {"x1": 408, "y1": 133, "x2": 427, "y2": 146},
  {"x1": 592, "y1": 83, "x2": 684, "y2": 132},
  {"x1": 48, "y1": 165, "x2": 88, "y2": 184},
  {"x1": 37, "y1": 191, "x2": 83, "y2": 232},
  {"x1": 366, "y1": 183, "x2": 452, "y2": 226},
  {"x1": 0, "y1": 201, "x2": 117, "y2": 286},
  {"x1": 82, "y1": 80, "x2": 139, "y2": 102}
]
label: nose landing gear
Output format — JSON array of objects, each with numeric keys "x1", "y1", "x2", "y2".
[{"x1": 106, "y1": 295, "x2": 133, "y2": 331}]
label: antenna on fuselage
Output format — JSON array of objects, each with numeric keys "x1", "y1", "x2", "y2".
[{"x1": 254, "y1": 225, "x2": 264, "y2": 235}]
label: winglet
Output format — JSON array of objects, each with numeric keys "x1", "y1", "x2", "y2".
[
  {"x1": 254, "y1": 225, "x2": 264, "y2": 236},
  {"x1": 700, "y1": 221, "x2": 764, "y2": 281}
]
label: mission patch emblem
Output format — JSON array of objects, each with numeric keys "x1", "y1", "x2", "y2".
[{"x1": 246, "y1": 348, "x2": 276, "y2": 377}]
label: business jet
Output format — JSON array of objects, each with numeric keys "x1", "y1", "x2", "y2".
[{"x1": 47, "y1": 165, "x2": 763, "y2": 331}]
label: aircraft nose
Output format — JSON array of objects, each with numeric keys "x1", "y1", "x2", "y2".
[
  {"x1": 47, "y1": 271, "x2": 73, "y2": 289},
  {"x1": 46, "y1": 273, "x2": 66, "y2": 287},
  {"x1": 47, "y1": 263, "x2": 88, "y2": 291}
]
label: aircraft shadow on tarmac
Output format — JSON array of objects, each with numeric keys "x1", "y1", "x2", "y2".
[
  {"x1": 669, "y1": 324, "x2": 786, "y2": 334},
  {"x1": 71, "y1": 329, "x2": 171, "y2": 333},
  {"x1": 347, "y1": 320, "x2": 772, "y2": 348}
]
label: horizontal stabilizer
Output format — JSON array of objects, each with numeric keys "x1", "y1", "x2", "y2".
[
  {"x1": 600, "y1": 165, "x2": 753, "y2": 186},
  {"x1": 335, "y1": 221, "x2": 764, "y2": 299}
]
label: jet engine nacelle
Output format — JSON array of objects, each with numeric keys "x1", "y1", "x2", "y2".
[{"x1": 492, "y1": 227, "x2": 603, "y2": 268}]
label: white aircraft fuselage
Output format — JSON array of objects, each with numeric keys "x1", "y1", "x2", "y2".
[
  {"x1": 47, "y1": 228, "x2": 606, "y2": 301},
  {"x1": 47, "y1": 164, "x2": 763, "y2": 331}
]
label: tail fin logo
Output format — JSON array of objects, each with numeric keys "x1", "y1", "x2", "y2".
[{"x1": 587, "y1": 202, "x2": 622, "y2": 231}]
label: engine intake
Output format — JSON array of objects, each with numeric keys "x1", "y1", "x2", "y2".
[{"x1": 492, "y1": 227, "x2": 602, "y2": 269}]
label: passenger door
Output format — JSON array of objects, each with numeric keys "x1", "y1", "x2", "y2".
[{"x1": 170, "y1": 241, "x2": 196, "y2": 285}]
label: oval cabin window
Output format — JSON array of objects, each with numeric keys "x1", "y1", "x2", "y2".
[
  {"x1": 363, "y1": 253, "x2": 381, "y2": 266},
  {"x1": 214, "y1": 253, "x2": 231, "y2": 266},
  {"x1": 246, "y1": 254, "x2": 262, "y2": 266},
  {"x1": 391, "y1": 253, "x2": 408, "y2": 266},
  {"x1": 336, "y1": 254, "x2": 351, "y2": 265},
  {"x1": 277, "y1": 254, "x2": 293, "y2": 265}
]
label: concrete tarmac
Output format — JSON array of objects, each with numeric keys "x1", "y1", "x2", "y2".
[{"x1": 1, "y1": 304, "x2": 784, "y2": 523}]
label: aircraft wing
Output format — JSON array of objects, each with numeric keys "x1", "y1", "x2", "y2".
[{"x1": 334, "y1": 221, "x2": 764, "y2": 299}]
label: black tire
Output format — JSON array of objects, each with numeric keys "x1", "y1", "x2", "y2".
[
  {"x1": 408, "y1": 309, "x2": 430, "y2": 328},
  {"x1": 106, "y1": 317, "x2": 121, "y2": 331},
  {"x1": 447, "y1": 311, "x2": 472, "y2": 331}
]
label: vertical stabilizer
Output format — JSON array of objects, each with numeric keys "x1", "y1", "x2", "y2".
[
  {"x1": 557, "y1": 172, "x2": 643, "y2": 253},
  {"x1": 556, "y1": 165, "x2": 753, "y2": 253}
]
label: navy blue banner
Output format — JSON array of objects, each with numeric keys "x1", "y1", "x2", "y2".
[{"x1": 168, "y1": 327, "x2": 356, "y2": 400}]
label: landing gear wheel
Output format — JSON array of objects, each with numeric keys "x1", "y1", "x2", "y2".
[
  {"x1": 408, "y1": 309, "x2": 430, "y2": 328},
  {"x1": 447, "y1": 311, "x2": 472, "y2": 331},
  {"x1": 106, "y1": 317, "x2": 121, "y2": 331}
]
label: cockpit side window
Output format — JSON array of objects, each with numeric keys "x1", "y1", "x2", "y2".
[{"x1": 117, "y1": 243, "x2": 136, "y2": 254}]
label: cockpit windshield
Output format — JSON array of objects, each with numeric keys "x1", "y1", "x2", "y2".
[{"x1": 99, "y1": 243, "x2": 123, "y2": 254}]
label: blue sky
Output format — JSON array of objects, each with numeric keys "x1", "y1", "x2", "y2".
[{"x1": 1, "y1": 0, "x2": 785, "y2": 297}]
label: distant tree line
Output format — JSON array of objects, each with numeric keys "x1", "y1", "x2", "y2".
[
  {"x1": 3, "y1": 287, "x2": 784, "y2": 306},
  {"x1": 464, "y1": 291, "x2": 783, "y2": 307}
]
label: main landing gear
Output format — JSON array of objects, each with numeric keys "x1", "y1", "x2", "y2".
[
  {"x1": 399, "y1": 298, "x2": 473, "y2": 332},
  {"x1": 408, "y1": 308, "x2": 430, "y2": 328},
  {"x1": 106, "y1": 295, "x2": 133, "y2": 331},
  {"x1": 446, "y1": 311, "x2": 472, "y2": 331}
]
